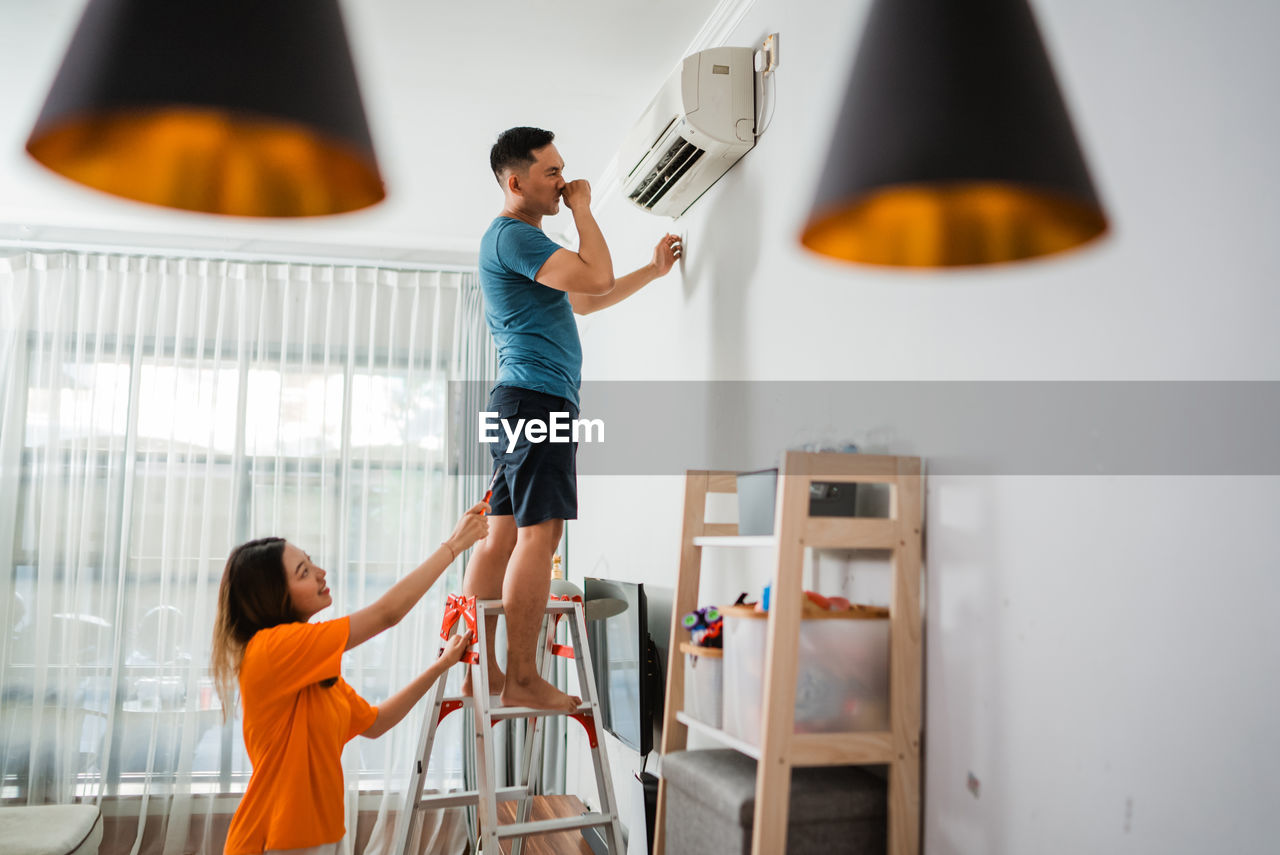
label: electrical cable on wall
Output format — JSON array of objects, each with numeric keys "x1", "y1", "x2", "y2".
[
  {"x1": 755, "y1": 69, "x2": 777, "y2": 138},
  {"x1": 754, "y1": 33, "x2": 779, "y2": 137}
]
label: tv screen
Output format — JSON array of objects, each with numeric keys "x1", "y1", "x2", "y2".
[{"x1": 583, "y1": 577, "x2": 653, "y2": 755}]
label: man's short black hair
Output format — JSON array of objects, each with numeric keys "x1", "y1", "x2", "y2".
[{"x1": 490, "y1": 127, "x2": 555, "y2": 183}]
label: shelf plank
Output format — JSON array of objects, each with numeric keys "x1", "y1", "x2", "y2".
[
  {"x1": 787, "y1": 450, "x2": 903, "y2": 482},
  {"x1": 673, "y1": 714, "x2": 894, "y2": 767},
  {"x1": 694, "y1": 522, "x2": 900, "y2": 550},
  {"x1": 790, "y1": 731, "x2": 896, "y2": 766},
  {"x1": 803, "y1": 517, "x2": 900, "y2": 549},
  {"x1": 691, "y1": 535, "x2": 777, "y2": 548},
  {"x1": 677, "y1": 642, "x2": 723, "y2": 658},
  {"x1": 674, "y1": 712, "x2": 762, "y2": 759}
]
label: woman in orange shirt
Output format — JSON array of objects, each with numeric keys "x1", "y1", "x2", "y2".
[{"x1": 211, "y1": 502, "x2": 489, "y2": 855}]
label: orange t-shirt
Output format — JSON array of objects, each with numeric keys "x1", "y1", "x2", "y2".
[{"x1": 224, "y1": 617, "x2": 378, "y2": 854}]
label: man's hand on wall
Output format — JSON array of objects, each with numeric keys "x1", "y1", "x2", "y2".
[{"x1": 650, "y1": 233, "x2": 683, "y2": 276}]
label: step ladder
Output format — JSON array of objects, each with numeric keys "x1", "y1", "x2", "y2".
[{"x1": 394, "y1": 595, "x2": 626, "y2": 855}]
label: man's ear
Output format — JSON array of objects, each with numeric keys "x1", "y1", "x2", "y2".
[{"x1": 506, "y1": 171, "x2": 522, "y2": 197}]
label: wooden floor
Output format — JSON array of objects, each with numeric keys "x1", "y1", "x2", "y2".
[{"x1": 494, "y1": 795, "x2": 595, "y2": 855}]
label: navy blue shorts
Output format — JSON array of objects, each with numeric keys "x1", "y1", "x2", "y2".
[{"x1": 486, "y1": 385, "x2": 578, "y2": 527}]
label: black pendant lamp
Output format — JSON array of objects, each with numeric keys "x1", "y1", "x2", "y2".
[
  {"x1": 26, "y1": 0, "x2": 385, "y2": 217},
  {"x1": 800, "y1": 0, "x2": 1108, "y2": 267}
]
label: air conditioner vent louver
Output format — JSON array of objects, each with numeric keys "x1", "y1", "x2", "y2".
[
  {"x1": 617, "y1": 46, "x2": 754, "y2": 218},
  {"x1": 628, "y1": 137, "x2": 706, "y2": 209},
  {"x1": 626, "y1": 117, "x2": 678, "y2": 182}
]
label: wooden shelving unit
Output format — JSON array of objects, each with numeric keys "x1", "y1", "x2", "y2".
[{"x1": 653, "y1": 452, "x2": 924, "y2": 855}]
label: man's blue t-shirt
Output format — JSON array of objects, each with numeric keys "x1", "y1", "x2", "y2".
[{"x1": 478, "y1": 217, "x2": 582, "y2": 407}]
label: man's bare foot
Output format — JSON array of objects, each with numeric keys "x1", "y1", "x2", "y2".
[
  {"x1": 462, "y1": 665, "x2": 505, "y2": 699},
  {"x1": 501, "y1": 675, "x2": 581, "y2": 712}
]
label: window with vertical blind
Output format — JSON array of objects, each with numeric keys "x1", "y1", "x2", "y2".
[{"x1": 0, "y1": 251, "x2": 473, "y2": 830}]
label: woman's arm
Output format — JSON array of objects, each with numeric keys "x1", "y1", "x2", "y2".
[
  {"x1": 361, "y1": 633, "x2": 472, "y2": 738},
  {"x1": 345, "y1": 503, "x2": 489, "y2": 652}
]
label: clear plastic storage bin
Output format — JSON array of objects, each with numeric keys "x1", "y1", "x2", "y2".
[
  {"x1": 722, "y1": 604, "x2": 889, "y2": 744},
  {"x1": 681, "y1": 643, "x2": 723, "y2": 728}
]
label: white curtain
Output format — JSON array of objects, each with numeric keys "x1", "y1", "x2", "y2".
[{"x1": 0, "y1": 250, "x2": 474, "y2": 855}]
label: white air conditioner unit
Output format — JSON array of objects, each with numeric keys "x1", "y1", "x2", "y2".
[{"x1": 619, "y1": 46, "x2": 755, "y2": 218}]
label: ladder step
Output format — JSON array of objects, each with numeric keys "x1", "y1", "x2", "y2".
[
  {"x1": 440, "y1": 694, "x2": 594, "y2": 720},
  {"x1": 441, "y1": 694, "x2": 493, "y2": 705},
  {"x1": 495, "y1": 812, "x2": 614, "y2": 839},
  {"x1": 476, "y1": 598, "x2": 581, "y2": 615},
  {"x1": 489, "y1": 701, "x2": 593, "y2": 721},
  {"x1": 413, "y1": 785, "x2": 526, "y2": 809}
]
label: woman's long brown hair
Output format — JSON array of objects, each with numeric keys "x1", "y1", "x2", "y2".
[{"x1": 210, "y1": 537, "x2": 294, "y2": 720}]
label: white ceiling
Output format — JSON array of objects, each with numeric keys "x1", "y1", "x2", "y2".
[{"x1": 0, "y1": 0, "x2": 722, "y2": 264}]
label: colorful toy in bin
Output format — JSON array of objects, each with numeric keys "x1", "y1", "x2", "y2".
[
  {"x1": 681, "y1": 606, "x2": 723, "y2": 647},
  {"x1": 682, "y1": 595, "x2": 750, "y2": 648}
]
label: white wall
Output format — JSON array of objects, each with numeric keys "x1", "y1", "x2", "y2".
[{"x1": 565, "y1": 1, "x2": 1280, "y2": 852}]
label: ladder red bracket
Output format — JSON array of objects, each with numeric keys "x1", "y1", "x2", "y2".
[
  {"x1": 440, "y1": 593, "x2": 479, "y2": 664},
  {"x1": 437, "y1": 698, "x2": 464, "y2": 724},
  {"x1": 548, "y1": 594, "x2": 583, "y2": 659},
  {"x1": 569, "y1": 712, "x2": 598, "y2": 748}
]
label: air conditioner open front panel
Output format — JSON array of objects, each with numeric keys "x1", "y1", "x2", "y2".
[
  {"x1": 652, "y1": 150, "x2": 742, "y2": 218},
  {"x1": 627, "y1": 126, "x2": 708, "y2": 210},
  {"x1": 618, "y1": 46, "x2": 756, "y2": 219}
]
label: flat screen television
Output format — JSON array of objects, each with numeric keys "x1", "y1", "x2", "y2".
[{"x1": 583, "y1": 577, "x2": 658, "y2": 756}]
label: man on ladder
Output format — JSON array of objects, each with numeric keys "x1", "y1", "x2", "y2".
[
  {"x1": 464, "y1": 125, "x2": 680, "y2": 711},
  {"x1": 396, "y1": 127, "x2": 679, "y2": 854}
]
